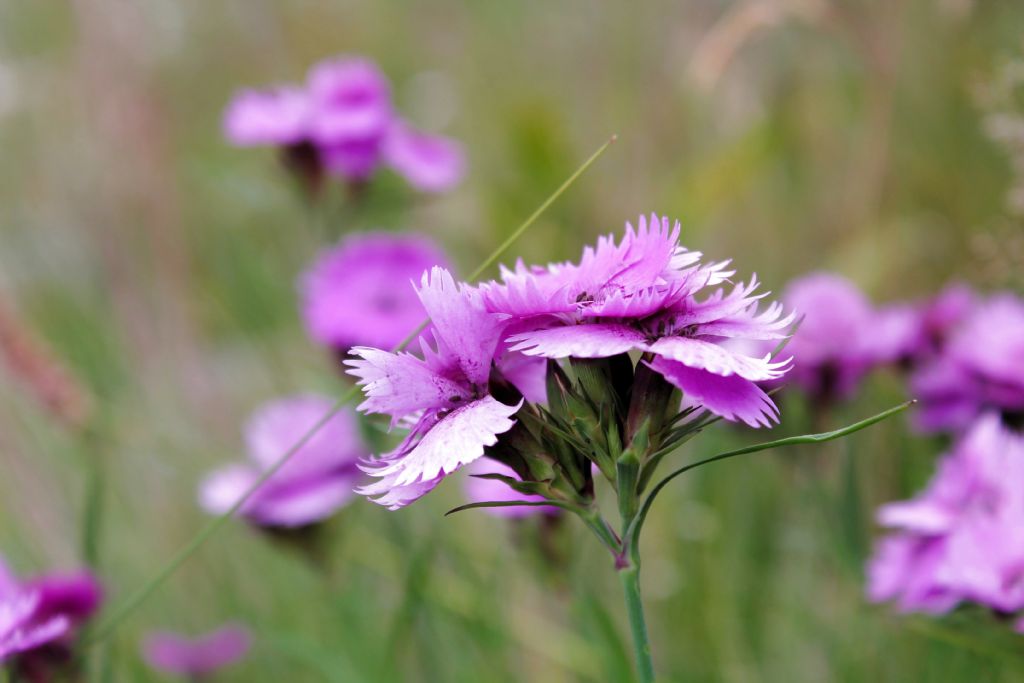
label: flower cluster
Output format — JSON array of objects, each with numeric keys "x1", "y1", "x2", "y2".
[
  {"x1": 223, "y1": 56, "x2": 464, "y2": 193},
  {"x1": 199, "y1": 395, "x2": 366, "y2": 528},
  {"x1": 0, "y1": 556, "x2": 102, "y2": 674},
  {"x1": 299, "y1": 232, "x2": 451, "y2": 354},
  {"x1": 346, "y1": 215, "x2": 794, "y2": 510},
  {"x1": 867, "y1": 415, "x2": 1024, "y2": 633}
]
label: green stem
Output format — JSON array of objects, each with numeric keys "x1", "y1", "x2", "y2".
[{"x1": 618, "y1": 565, "x2": 655, "y2": 683}]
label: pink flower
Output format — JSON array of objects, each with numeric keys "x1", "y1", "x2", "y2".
[
  {"x1": 142, "y1": 624, "x2": 251, "y2": 679},
  {"x1": 779, "y1": 273, "x2": 878, "y2": 401},
  {"x1": 199, "y1": 395, "x2": 365, "y2": 528},
  {"x1": 0, "y1": 557, "x2": 101, "y2": 667},
  {"x1": 867, "y1": 415, "x2": 1024, "y2": 617},
  {"x1": 911, "y1": 293, "x2": 1024, "y2": 433},
  {"x1": 223, "y1": 55, "x2": 464, "y2": 192},
  {"x1": 299, "y1": 232, "x2": 450, "y2": 353},
  {"x1": 346, "y1": 268, "x2": 522, "y2": 509},
  {"x1": 483, "y1": 214, "x2": 793, "y2": 428}
]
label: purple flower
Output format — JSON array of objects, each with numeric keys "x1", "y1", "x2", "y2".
[
  {"x1": 867, "y1": 414, "x2": 1024, "y2": 618},
  {"x1": 346, "y1": 268, "x2": 522, "y2": 509},
  {"x1": 223, "y1": 55, "x2": 464, "y2": 192},
  {"x1": 199, "y1": 395, "x2": 365, "y2": 528},
  {"x1": 911, "y1": 292, "x2": 1024, "y2": 433},
  {"x1": 778, "y1": 273, "x2": 878, "y2": 401},
  {"x1": 299, "y1": 232, "x2": 450, "y2": 353},
  {"x1": 482, "y1": 214, "x2": 793, "y2": 428},
  {"x1": 0, "y1": 557, "x2": 102, "y2": 666},
  {"x1": 463, "y1": 459, "x2": 560, "y2": 518},
  {"x1": 142, "y1": 624, "x2": 251, "y2": 679}
]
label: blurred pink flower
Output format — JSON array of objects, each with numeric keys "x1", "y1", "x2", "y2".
[
  {"x1": 299, "y1": 232, "x2": 450, "y2": 353},
  {"x1": 223, "y1": 55, "x2": 464, "y2": 192},
  {"x1": 0, "y1": 557, "x2": 102, "y2": 668},
  {"x1": 779, "y1": 273, "x2": 877, "y2": 401},
  {"x1": 867, "y1": 414, "x2": 1024, "y2": 620},
  {"x1": 142, "y1": 623, "x2": 251, "y2": 679},
  {"x1": 199, "y1": 395, "x2": 365, "y2": 528},
  {"x1": 911, "y1": 292, "x2": 1024, "y2": 433}
]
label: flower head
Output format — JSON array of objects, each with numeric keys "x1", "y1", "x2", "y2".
[
  {"x1": 199, "y1": 395, "x2": 365, "y2": 528},
  {"x1": 484, "y1": 214, "x2": 793, "y2": 428},
  {"x1": 346, "y1": 267, "x2": 523, "y2": 509},
  {"x1": 223, "y1": 55, "x2": 464, "y2": 192},
  {"x1": 911, "y1": 292, "x2": 1024, "y2": 433},
  {"x1": 778, "y1": 273, "x2": 879, "y2": 401},
  {"x1": 0, "y1": 557, "x2": 101, "y2": 668},
  {"x1": 142, "y1": 623, "x2": 251, "y2": 679},
  {"x1": 867, "y1": 415, "x2": 1024, "y2": 618},
  {"x1": 299, "y1": 232, "x2": 450, "y2": 353}
]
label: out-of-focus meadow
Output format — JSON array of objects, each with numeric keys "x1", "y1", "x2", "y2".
[{"x1": 2, "y1": 1, "x2": 1024, "y2": 680}]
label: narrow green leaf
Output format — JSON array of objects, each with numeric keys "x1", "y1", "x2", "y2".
[
  {"x1": 626, "y1": 401, "x2": 915, "y2": 560},
  {"x1": 444, "y1": 500, "x2": 581, "y2": 516}
]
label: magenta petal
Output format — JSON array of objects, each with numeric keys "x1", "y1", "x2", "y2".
[
  {"x1": 320, "y1": 139, "x2": 382, "y2": 179},
  {"x1": 356, "y1": 474, "x2": 443, "y2": 511},
  {"x1": 307, "y1": 57, "x2": 392, "y2": 143},
  {"x1": 383, "y1": 121, "x2": 465, "y2": 192},
  {"x1": 28, "y1": 573, "x2": 103, "y2": 624},
  {"x1": 507, "y1": 324, "x2": 645, "y2": 358},
  {"x1": 647, "y1": 336, "x2": 789, "y2": 381},
  {"x1": 143, "y1": 624, "x2": 251, "y2": 676},
  {"x1": 246, "y1": 476, "x2": 357, "y2": 528},
  {"x1": 415, "y1": 268, "x2": 504, "y2": 387},
  {"x1": 358, "y1": 397, "x2": 520, "y2": 508},
  {"x1": 876, "y1": 499, "x2": 954, "y2": 535},
  {"x1": 648, "y1": 358, "x2": 779, "y2": 428},
  {"x1": 223, "y1": 87, "x2": 311, "y2": 146},
  {"x1": 198, "y1": 464, "x2": 258, "y2": 517},
  {"x1": 345, "y1": 346, "x2": 469, "y2": 420},
  {"x1": 0, "y1": 593, "x2": 69, "y2": 661},
  {"x1": 244, "y1": 395, "x2": 362, "y2": 481}
]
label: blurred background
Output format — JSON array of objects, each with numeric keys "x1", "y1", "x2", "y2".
[{"x1": 2, "y1": 0, "x2": 1024, "y2": 680}]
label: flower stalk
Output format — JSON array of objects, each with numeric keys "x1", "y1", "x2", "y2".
[{"x1": 618, "y1": 564, "x2": 655, "y2": 683}]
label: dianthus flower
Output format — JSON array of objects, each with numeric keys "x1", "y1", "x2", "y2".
[
  {"x1": 483, "y1": 214, "x2": 793, "y2": 428},
  {"x1": 911, "y1": 293, "x2": 1024, "y2": 433},
  {"x1": 0, "y1": 557, "x2": 102, "y2": 673},
  {"x1": 867, "y1": 414, "x2": 1024, "y2": 619},
  {"x1": 142, "y1": 623, "x2": 251, "y2": 679},
  {"x1": 299, "y1": 232, "x2": 450, "y2": 353},
  {"x1": 199, "y1": 395, "x2": 365, "y2": 528},
  {"x1": 346, "y1": 268, "x2": 525, "y2": 509},
  {"x1": 223, "y1": 55, "x2": 463, "y2": 192}
]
